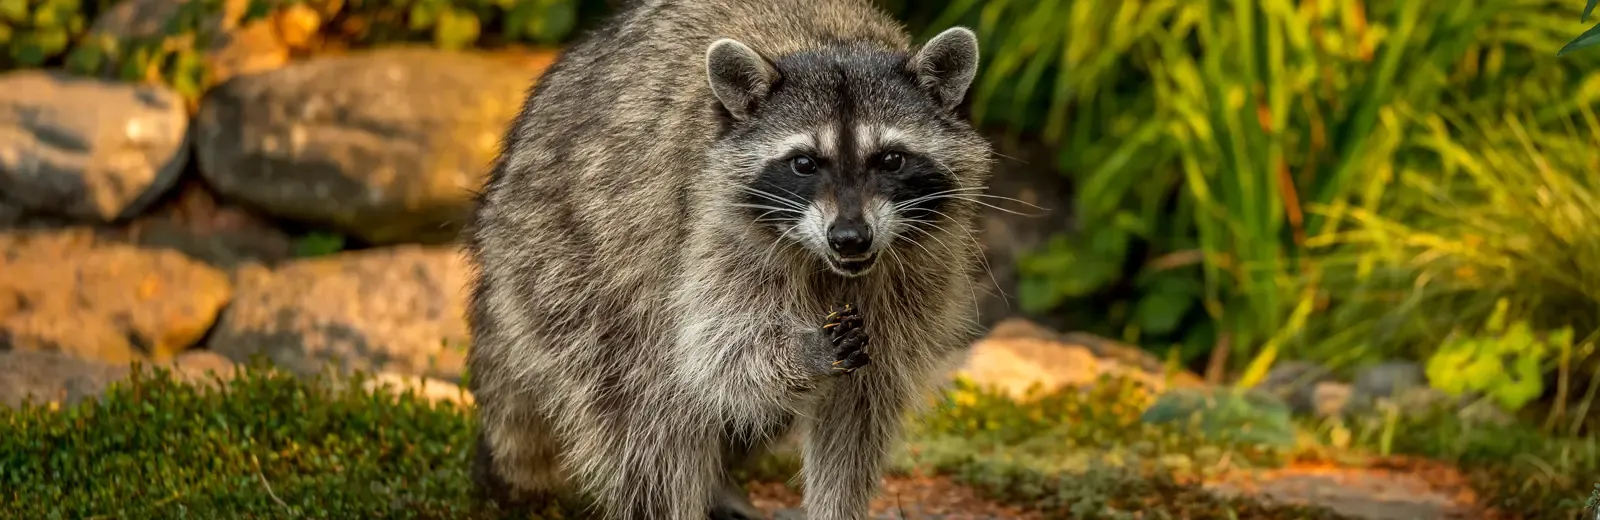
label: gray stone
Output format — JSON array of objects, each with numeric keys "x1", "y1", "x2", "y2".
[
  {"x1": 1311, "y1": 381, "x2": 1353, "y2": 418},
  {"x1": 0, "y1": 349, "x2": 246, "y2": 408},
  {"x1": 0, "y1": 350, "x2": 130, "y2": 408},
  {"x1": 0, "y1": 228, "x2": 234, "y2": 363},
  {"x1": 1353, "y1": 360, "x2": 1427, "y2": 404},
  {"x1": 1258, "y1": 360, "x2": 1334, "y2": 416},
  {"x1": 194, "y1": 47, "x2": 547, "y2": 244},
  {"x1": 0, "y1": 70, "x2": 190, "y2": 222},
  {"x1": 207, "y1": 245, "x2": 471, "y2": 381}
]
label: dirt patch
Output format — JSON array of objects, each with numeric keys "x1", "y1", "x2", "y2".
[
  {"x1": 749, "y1": 473, "x2": 1042, "y2": 519},
  {"x1": 1204, "y1": 457, "x2": 1487, "y2": 520}
]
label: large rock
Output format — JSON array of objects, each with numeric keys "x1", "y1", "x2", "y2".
[
  {"x1": 207, "y1": 245, "x2": 471, "y2": 381},
  {"x1": 956, "y1": 318, "x2": 1205, "y2": 399},
  {"x1": 0, "y1": 71, "x2": 190, "y2": 222},
  {"x1": 0, "y1": 228, "x2": 234, "y2": 362},
  {"x1": 194, "y1": 47, "x2": 546, "y2": 244}
]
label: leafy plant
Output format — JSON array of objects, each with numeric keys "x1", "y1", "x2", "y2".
[
  {"x1": 292, "y1": 230, "x2": 346, "y2": 257},
  {"x1": 1558, "y1": 0, "x2": 1600, "y2": 55},
  {"x1": 1424, "y1": 299, "x2": 1570, "y2": 411},
  {"x1": 1, "y1": 0, "x2": 107, "y2": 69},
  {"x1": 929, "y1": 0, "x2": 1600, "y2": 381},
  {"x1": 1304, "y1": 108, "x2": 1600, "y2": 431}
]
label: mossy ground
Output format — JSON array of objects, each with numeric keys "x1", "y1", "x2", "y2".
[{"x1": 1, "y1": 363, "x2": 1593, "y2": 519}]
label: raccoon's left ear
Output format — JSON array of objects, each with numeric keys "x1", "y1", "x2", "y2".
[
  {"x1": 909, "y1": 27, "x2": 980, "y2": 113},
  {"x1": 706, "y1": 38, "x2": 780, "y2": 121}
]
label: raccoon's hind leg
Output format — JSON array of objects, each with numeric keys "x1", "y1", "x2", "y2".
[
  {"x1": 710, "y1": 417, "x2": 796, "y2": 520},
  {"x1": 470, "y1": 397, "x2": 570, "y2": 510}
]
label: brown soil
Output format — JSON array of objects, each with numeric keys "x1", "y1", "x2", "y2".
[{"x1": 748, "y1": 473, "x2": 1042, "y2": 519}]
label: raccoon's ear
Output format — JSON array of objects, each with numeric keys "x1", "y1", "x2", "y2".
[
  {"x1": 706, "y1": 38, "x2": 780, "y2": 121},
  {"x1": 909, "y1": 27, "x2": 980, "y2": 112}
]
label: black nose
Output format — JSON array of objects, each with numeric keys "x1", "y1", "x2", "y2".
[{"x1": 827, "y1": 223, "x2": 872, "y2": 257}]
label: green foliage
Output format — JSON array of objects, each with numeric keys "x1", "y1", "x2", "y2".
[
  {"x1": 291, "y1": 230, "x2": 346, "y2": 257},
  {"x1": 1424, "y1": 298, "x2": 1570, "y2": 411},
  {"x1": 1139, "y1": 388, "x2": 1297, "y2": 450},
  {"x1": 1302, "y1": 108, "x2": 1600, "y2": 427},
  {"x1": 0, "y1": 0, "x2": 101, "y2": 69},
  {"x1": 346, "y1": 0, "x2": 582, "y2": 49},
  {"x1": 2, "y1": 0, "x2": 606, "y2": 106},
  {"x1": 915, "y1": 376, "x2": 1300, "y2": 480},
  {"x1": 933, "y1": 0, "x2": 1600, "y2": 376}
]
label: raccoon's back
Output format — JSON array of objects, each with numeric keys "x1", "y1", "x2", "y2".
[{"x1": 469, "y1": 0, "x2": 911, "y2": 321}]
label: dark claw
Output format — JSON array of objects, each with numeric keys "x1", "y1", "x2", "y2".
[{"x1": 821, "y1": 303, "x2": 870, "y2": 375}]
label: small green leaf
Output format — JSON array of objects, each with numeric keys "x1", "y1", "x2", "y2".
[
  {"x1": 409, "y1": 1, "x2": 439, "y2": 31},
  {"x1": 34, "y1": 25, "x2": 68, "y2": 55},
  {"x1": 525, "y1": 0, "x2": 577, "y2": 43},
  {"x1": 169, "y1": 50, "x2": 204, "y2": 99},
  {"x1": 0, "y1": 0, "x2": 26, "y2": 23},
  {"x1": 31, "y1": 5, "x2": 58, "y2": 27},
  {"x1": 1132, "y1": 288, "x2": 1194, "y2": 336},
  {"x1": 433, "y1": 9, "x2": 480, "y2": 50},
  {"x1": 1557, "y1": 21, "x2": 1600, "y2": 56},
  {"x1": 64, "y1": 41, "x2": 106, "y2": 73},
  {"x1": 1585, "y1": 0, "x2": 1598, "y2": 23},
  {"x1": 242, "y1": 0, "x2": 275, "y2": 22},
  {"x1": 502, "y1": 0, "x2": 536, "y2": 40}
]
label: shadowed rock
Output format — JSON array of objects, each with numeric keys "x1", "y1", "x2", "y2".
[{"x1": 194, "y1": 47, "x2": 548, "y2": 244}]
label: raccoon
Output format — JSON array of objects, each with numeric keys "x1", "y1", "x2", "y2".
[{"x1": 462, "y1": 0, "x2": 993, "y2": 518}]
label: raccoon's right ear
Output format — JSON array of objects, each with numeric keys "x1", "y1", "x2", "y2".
[
  {"x1": 706, "y1": 38, "x2": 780, "y2": 121},
  {"x1": 910, "y1": 27, "x2": 981, "y2": 113}
]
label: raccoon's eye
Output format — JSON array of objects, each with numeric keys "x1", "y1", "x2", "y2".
[
  {"x1": 878, "y1": 152, "x2": 905, "y2": 172},
  {"x1": 790, "y1": 155, "x2": 818, "y2": 176}
]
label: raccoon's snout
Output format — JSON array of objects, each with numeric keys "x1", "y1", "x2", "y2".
[{"x1": 827, "y1": 221, "x2": 873, "y2": 258}]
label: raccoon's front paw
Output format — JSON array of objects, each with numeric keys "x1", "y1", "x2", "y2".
[{"x1": 821, "y1": 303, "x2": 870, "y2": 375}]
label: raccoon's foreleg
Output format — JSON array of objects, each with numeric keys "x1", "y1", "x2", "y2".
[
  {"x1": 671, "y1": 303, "x2": 870, "y2": 430},
  {"x1": 798, "y1": 311, "x2": 899, "y2": 520}
]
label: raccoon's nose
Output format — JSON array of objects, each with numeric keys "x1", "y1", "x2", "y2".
[{"x1": 827, "y1": 223, "x2": 873, "y2": 257}]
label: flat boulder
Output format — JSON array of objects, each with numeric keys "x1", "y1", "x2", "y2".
[
  {"x1": 194, "y1": 47, "x2": 546, "y2": 244},
  {"x1": 957, "y1": 318, "x2": 1205, "y2": 399},
  {"x1": 0, "y1": 71, "x2": 190, "y2": 222},
  {"x1": 0, "y1": 350, "x2": 131, "y2": 408},
  {"x1": 0, "y1": 350, "x2": 242, "y2": 408},
  {"x1": 0, "y1": 228, "x2": 233, "y2": 362},
  {"x1": 207, "y1": 245, "x2": 471, "y2": 382}
]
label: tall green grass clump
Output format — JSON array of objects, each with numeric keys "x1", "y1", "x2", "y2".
[{"x1": 923, "y1": 0, "x2": 1600, "y2": 384}]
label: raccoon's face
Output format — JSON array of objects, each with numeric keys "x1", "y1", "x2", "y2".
[{"x1": 705, "y1": 27, "x2": 987, "y2": 278}]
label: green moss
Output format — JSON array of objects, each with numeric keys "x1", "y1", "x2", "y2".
[{"x1": 0, "y1": 362, "x2": 570, "y2": 519}]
